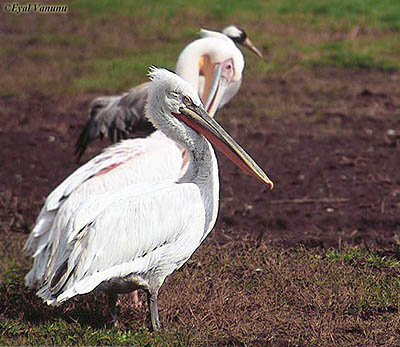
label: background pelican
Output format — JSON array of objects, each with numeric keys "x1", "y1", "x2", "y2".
[
  {"x1": 75, "y1": 25, "x2": 263, "y2": 160},
  {"x1": 36, "y1": 68, "x2": 273, "y2": 330},
  {"x1": 24, "y1": 26, "x2": 263, "y2": 292}
]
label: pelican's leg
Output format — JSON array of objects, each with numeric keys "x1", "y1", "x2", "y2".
[
  {"x1": 146, "y1": 289, "x2": 161, "y2": 331},
  {"x1": 108, "y1": 293, "x2": 119, "y2": 325}
]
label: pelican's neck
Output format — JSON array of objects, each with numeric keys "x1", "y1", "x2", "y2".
[
  {"x1": 175, "y1": 37, "x2": 224, "y2": 97},
  {"x1": 145, "y1": 93, "x2": 219, "y2": 240},
  {"x1": 177, "y1": 128, "x2": 219, "y2": 241},
  {"x1": 175, "y1": 41, "x2": 205, "y2": 99}
]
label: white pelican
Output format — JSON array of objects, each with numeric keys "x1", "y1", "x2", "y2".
[
  {"x1": 36, "y1": 68, "x2": 273, "y2": 330},
  {"x1": 24, "y1": 26, "x2": 262, "y2": 291},
  {"x1": 75, "y1": 25, "x2": 263, "y2": 160}
]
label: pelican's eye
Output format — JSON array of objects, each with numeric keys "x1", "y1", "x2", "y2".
[{"x1": 182, "y1": 95, "x2": 193, "y2": 106}]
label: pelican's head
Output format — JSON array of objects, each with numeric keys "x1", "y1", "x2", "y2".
[
  {"x1": 146, "y1": 67, "x2": 203, "y2": 143},
  {"x1": 222, "y1": 25, "x2": 263, "y2": 58},
  {"x1": 176, "y1": 33, "x2": 244, "y2": 118},
  {"x1": 146, "y1": 67, "x2": 202, "y2": 121},
  {"x1": 146, "y1": 67, "x2": 274, "y2": 189}
]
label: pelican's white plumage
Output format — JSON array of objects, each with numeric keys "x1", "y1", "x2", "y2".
[
  {"x1": 24, "y1": 26, "x2": 260, "y2": 290},
  {"x1": 175, "y1": 31, "x2": 244, "y2": 114},
  {"x1": 33, "y1": 68, "x2": 274, "y2": 330},
  {"x1": 24, "y1": 132, "x2": 184, "y2": 287},
  {"x1": 39, "y1": 181, "x2": 205, "y2": 302},
  {"x1": 34, "y1": 68, "x2": 272, "y2": 330}
]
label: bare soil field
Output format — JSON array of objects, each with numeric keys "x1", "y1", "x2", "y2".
[
  {"x1": 1, "y1": 47, "x2": 400, "y2": 344},
  {"x1": 1, "y1": 68, "x2": 399, "y2": 249}
]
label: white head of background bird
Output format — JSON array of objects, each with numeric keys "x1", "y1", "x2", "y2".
[
  {"x1": 175, "y1": 32, "x2": 245, "y2": 117},
  {"x1": 222, "y1": 25, "x2": 264, "y2": 58}
]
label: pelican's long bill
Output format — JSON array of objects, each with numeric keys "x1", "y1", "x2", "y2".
[
  {"x1": 175, "y1": 104, "x2": 274, "y2": 189},
  {"x1": 202, "y1": 59, "x2": 233, "y2": 117},
  {"x1": 243, "y1": 37, "x2": 263, "y2": 58},
  {"x1": 203, "y1": 64, "x2": 223, "y2": 113}
]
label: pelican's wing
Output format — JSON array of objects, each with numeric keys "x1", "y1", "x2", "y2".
[
  {"x1": 24, "y1": 132, "x2": 184, "y2": 288},
  {"x1": 63, "y1": 133, "x2": 183, "y2": 207},
  {"x1": 24, "y1": 139, "x2": 146, "y2": 254},
  {"x1": 75, "y1": 82, "x2": 155, "y2": 161},
  {"x1": 37, "y1": 182, "x2": 205, "y2": 304}
]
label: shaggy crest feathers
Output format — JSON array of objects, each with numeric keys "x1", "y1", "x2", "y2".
[{"x1": 147, "y1": 67, "x2": 202, "y2": 106}]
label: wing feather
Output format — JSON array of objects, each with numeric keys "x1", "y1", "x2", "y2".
[
  {"x1": 38, "y1": 182, "x2": 205, "y2": 304},
  {"x1": 75, "y1": 82, "x2": 155, "y2": 161},
  {"x1": 24, "y1": 132, "x2": 184, "y2": 289}
]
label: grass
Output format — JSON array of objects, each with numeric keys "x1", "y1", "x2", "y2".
[
  {"x1": 70, "y1": 0, "x2": 400, "y2": 30},
  {"x1": 267, "y1": 0, "x2": 400, "y2": 30},
  {"x1": 0, "y1": 318, "x2": 172, "y2": 345},
  {"x1": 1, "y1": 0, "x2": 399, "y2": 96},
  {"x1": 1, "y1": 232, "x2": 400, "y2": 345},
  {"x1": 75, "y1": 48, "x2": 181, "y2": 92},
  {"x1": 302, "y1": 39, "x2": 400, "y2": 71}
]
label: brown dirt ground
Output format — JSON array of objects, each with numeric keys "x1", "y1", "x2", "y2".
[
  {"x1": 1, "y1": 68, "x2": 399, "y2": 250},
  {"x1": 1, "y1": 67, "x2": 400, "y2": 345}
]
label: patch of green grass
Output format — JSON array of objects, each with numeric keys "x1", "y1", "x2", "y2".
[
  {"x1": 326, "y1": 246, "x2": 400, "y2": 268},
  {"x1": 2, "y1": 231, "x2": 400, "y2": 345},
  {"x1": 74, "y1": 47, "x2": 180, "y2": 92},
  {"x1": 1, "y1": 259, "x2": 26, "y2": 284},
  {"x1": 70, "y1": 0, "x2": 186, "y2": 19},
  {"x1": 70, "y1": 0, "x2": 400, "y2": 31},
  {"x1": 69, "y1": 0, "x2": 264, "y2": 22},
  {"x1": 75, "y1": 57, "x2": 151, "y2": 92},
  {"x1": 302, "y1": 40, "x2": 400, "y2": 71},
  {"x1": 40, "y1": 33, "x2": 87, "y2": 47},
  {"x1": 0, "y1": 318, "x2": 173, "y2": 345},
  {"x1": 267, "y1": 0, "x2": 400, "y2": 30},
  {"x1": 1, "y1": 0, "x2": 400, "y2": 97}
]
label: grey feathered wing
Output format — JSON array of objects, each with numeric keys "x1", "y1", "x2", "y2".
[{"x1": 75, "y1": 82, "x2": 155, "y2": 161}]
